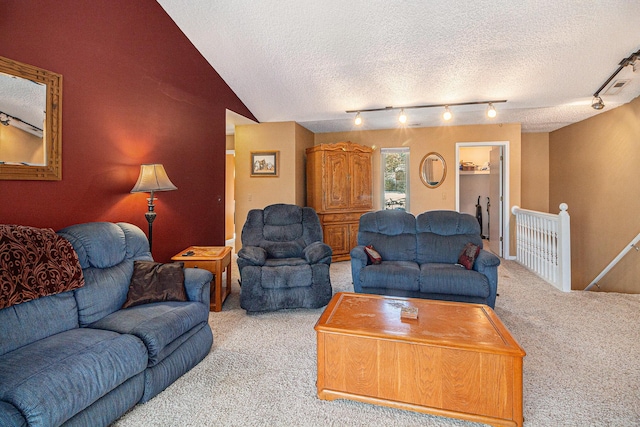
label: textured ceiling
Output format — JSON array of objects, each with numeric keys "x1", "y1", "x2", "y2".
[
  {"x1": 0, "y1": 71, "x2": 46, "y2": 129},
  {"x1": 158, "y1": 0, "x2": 640, "y2": 133}
]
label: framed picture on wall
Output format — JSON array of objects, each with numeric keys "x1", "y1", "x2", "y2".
[{"x1": 250, "y1": 151, "x2": 279, "y2": 177}]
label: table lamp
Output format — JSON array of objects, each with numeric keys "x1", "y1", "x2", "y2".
[{"x1": 130, "y1": 164, "x2": 177, "y2": 252}]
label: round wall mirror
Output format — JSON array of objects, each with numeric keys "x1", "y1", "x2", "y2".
[{"x1": 419, "y1": 152, "x2": 446, "y2": 188}]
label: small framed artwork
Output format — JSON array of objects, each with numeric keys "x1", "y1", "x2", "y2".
[{"x1": 250, "y1": 151, "x2": 279, "y2": 177}]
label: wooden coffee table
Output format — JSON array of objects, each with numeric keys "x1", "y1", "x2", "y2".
[
  {"x1": 172, "y1": 246, "x2": 232, "y2": 312},
  {"x1": 315, "y1": 292, "x2": 526, "y2": 427}
]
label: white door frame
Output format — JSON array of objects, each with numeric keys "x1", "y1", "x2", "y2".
[{"x1": 455, "y1": 141, "x2": 512, "y2": 259}]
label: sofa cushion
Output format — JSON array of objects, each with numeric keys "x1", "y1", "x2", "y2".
[
  {"x1": 358, "y1": 261, "x2": 420, "y2": 291},
  {"x1": 61, "y1": 373, "x2": 144, "y2": 427},
  {"x1": 0, "y1": 328, "x2": 146, "y2": 427},
  {"x1": 122, "y1": 261, "x2": 187, "y2": 309},
  {"x1": 264, "y1": 257, "x2": 307, "y2": 267},
  {"x1": 416, "y1": 211, "x2": 483, "y2": 264},
  {"x1": 0, "y1": 291, "x2": 78, "y2": 357},
  {"x1": 57, "y1": 222, "x2": 128, "y2": 270},
  {"x1": 264, "y1": 203, "x2": 303, "y2": 226},
  {"x1": 264, "y1": 223, "x2": 304, "y2": 243},
  {"x1": 0, "y1": 401, "x2": 27, "y2": 427},
  {"x1": 261, "y1": 265, "x2": 313, "y2": 289},
  {"x1": 89, "y1": 301, "x2": 209, "y2": 367},
  {"x1": 358, "y1": 210, "x2": 416, "y2": 236},
  {"x1": 74, "y1": 262, "x2": 136, "y2": 326},
  {"x1": 419, "y1": 263, "x2": 490, "y2": 298},
  {"x1": 57, "y1": 222, "x2": 153, "y2": 326},
  {"x1": 416, "y1": 233, "x2": 481, "y2": 264},
  {"x1": 416, "y1": 210, "x2": 481, "y2": 236},
  {"x1": 358, "y1": 233, "x2": 417, "y2": 262},
  {"x1": 262, "y1": 240, "x2": 305, "y2": 259}
]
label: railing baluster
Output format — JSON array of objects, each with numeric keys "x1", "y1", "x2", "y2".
[{"x1": 511, "y1": 204, "x2": 571, "y2": 292}]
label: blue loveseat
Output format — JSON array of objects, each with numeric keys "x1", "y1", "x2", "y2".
[
  {"x1": 0, "y1": 222, "x2": 213, "y2": 427},
  {"x1": 350, "y1": 210, "x2": 500, "y2": 308}
]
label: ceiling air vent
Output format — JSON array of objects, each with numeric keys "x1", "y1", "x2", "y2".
[{"x1": 604, "y1": 79, "x2": 630, "y2": 95}]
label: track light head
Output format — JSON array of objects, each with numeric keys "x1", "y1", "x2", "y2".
[
  {"x1": 591, "y1": 96, "x2": 605, "y2": 110},
  {"x1": 398, "y1": 109, "x2": 407, "y2": 124},
  {"x1": 442, "y1": 106, "x2": 452, "y2": 121},
  {"x1": 487, "y1": 103, "x2": 497, "y2": 118},
  {"x1": 354, "y1": 112, "x2": 362, "y2": 126}
]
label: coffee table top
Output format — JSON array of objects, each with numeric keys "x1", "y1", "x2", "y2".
[{"x1": 315, "y1": 292, "x2": 525, "y2": 357}]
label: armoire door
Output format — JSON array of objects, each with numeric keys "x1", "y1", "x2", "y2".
[
  {"x1": 324, "y1": 151, "x2": 349, "y2": 210},
  {"x1": 349, "y1": 152, "x2": 373, "y2": 209}
]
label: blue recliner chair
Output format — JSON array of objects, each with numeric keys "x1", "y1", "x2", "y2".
[{"x1": 237, "y1": 204, "x2": 333, "y2": 313}]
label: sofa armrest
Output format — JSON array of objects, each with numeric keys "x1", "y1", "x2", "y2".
[
  {"x1": 350, "y1": 245, "x2": 368, "y2": 267},
  {"x1": 473, "y1": 249, "x2": 500, "y2": 308},
  {"x1": 184, "y1": 268, "x2": 213, "y2": 306},
  {"x1": 350, "y1": 246, "x2": 369, "y2": 293},
  {"x1": 303, "y1": 241, "x2": 332, "y2": 264},
  {"x1": 238, "y1": 246, "x2": 267, "y2": 266},
  {"x1": 473, "y1": 249, "x2": 500, "y2": 272}
]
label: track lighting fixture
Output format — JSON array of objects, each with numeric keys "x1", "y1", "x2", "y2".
[
  {"x1": 591, "y1": 47, "x2": 640, "y2": 110},
  {"x1": 591, "y1": 96, "x2": 605, "y2": 110},
  {"x1": 346, "y1": 100, "x2": 506, "y2": 126},
  {"x1": 398, "y1": 109, "x2": 407, "y2": 124},
  {"x1": 0, "y1": 113, "x2": 9, "y2": 126},
  {"x1": 442, "y1": 106, "x2": 452, "y2": 121},
  {"x1": 487, "y1": 103, "x2": 497, "y2": 118}
]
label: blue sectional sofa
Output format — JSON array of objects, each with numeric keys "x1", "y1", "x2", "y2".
[
  {"x1": 350, "y1": 210, "x2": 501, "y2": 308},
  {"x1": 0, "y1": 222, "x2": 213, "y2": 427}
]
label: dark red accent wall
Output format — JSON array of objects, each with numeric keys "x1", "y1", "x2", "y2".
[{"x1": 0, "y1": 1, "x2": 256, "y2": 261}]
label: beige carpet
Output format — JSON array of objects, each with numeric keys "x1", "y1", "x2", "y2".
[{"x1": 113, "y1": 258, "x2": 640, "y2": 426}]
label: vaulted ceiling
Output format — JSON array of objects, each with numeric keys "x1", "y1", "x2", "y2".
[{"x1": 158, "y1": 1, "x2": 640, "y2": 133}]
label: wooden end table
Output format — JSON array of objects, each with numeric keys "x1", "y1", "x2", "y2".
[
  {"x1": 172, "y1": 246, "x2": 232, "y2": 312},
  {"x1": 315, "y1": 292, "x2": 526, "y2": 427}
]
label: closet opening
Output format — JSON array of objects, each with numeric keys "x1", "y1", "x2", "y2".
[{"x1": 455, "y1": 142, "x2": 509, "y2": 258}]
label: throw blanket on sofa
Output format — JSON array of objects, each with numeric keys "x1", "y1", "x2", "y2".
[{"x1": 0, "y1": 225, "x2": 84, "y2": 309}]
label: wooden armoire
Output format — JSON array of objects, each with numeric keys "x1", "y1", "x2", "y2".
[{"x1": 306, "y1": 141, "x2": 373, "y2": 261}]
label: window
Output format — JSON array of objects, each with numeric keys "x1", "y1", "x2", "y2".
[{"x1": 381, "y1": 148, "x2": 409, "y2": 211}]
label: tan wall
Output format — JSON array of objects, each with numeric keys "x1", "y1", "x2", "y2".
[
  {"x1": 459, "y1": 146, "x2": 491, "y2": 168},
  {"x1": 295, "y1": 124, "x2": 315, "y2": 207},
  {"x1": 234, "y1": 121, "x2": 310, "y2": 250},
  {"x1": 225, "y1": 134, "x2": 234, "y2": 150},
  {"x1": 0, "y1": 126, "x2": 45, "y2": 164},
  {"x1": 225, "y1": 153, "x2": 235, "y2": 240},
  {"x1": 521, "y1": 133, "x2": 549, "y2": 212},
  {"x1": 314, "y1": 123, "x2": 521, "y2": 255},
  {"x1": 549, "y1": 96, "x2": 640, "y2": 293},
  {"x1": 225, "y1": 135, "x2": 235, "y2": 240}
]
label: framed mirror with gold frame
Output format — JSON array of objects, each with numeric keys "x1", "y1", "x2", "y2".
[
  {"x1": 419, "y1": 152, "x2": 446, "y2": 188},
  {"x1": 0, "y1": 56, "x2": 62, "y2": 180}
]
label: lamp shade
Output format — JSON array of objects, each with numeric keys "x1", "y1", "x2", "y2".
[{"x1": 130, "y1": 164, "x2": 177, "y2": 193}]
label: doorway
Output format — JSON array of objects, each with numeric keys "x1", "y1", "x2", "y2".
[
  {"x1": 455, "y1": 142, "x2": 509, "y2": 258},
  {"x1": 225, "y1": 109, "x2": 258, "y2": 249}
]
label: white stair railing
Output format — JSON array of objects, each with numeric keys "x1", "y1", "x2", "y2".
[
  {"x1": 584, "y1": 232, "x2": 640, "y2": 291},
  {"x1": 512, "y1": 204, "x2": 571, "y2": 292}
]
